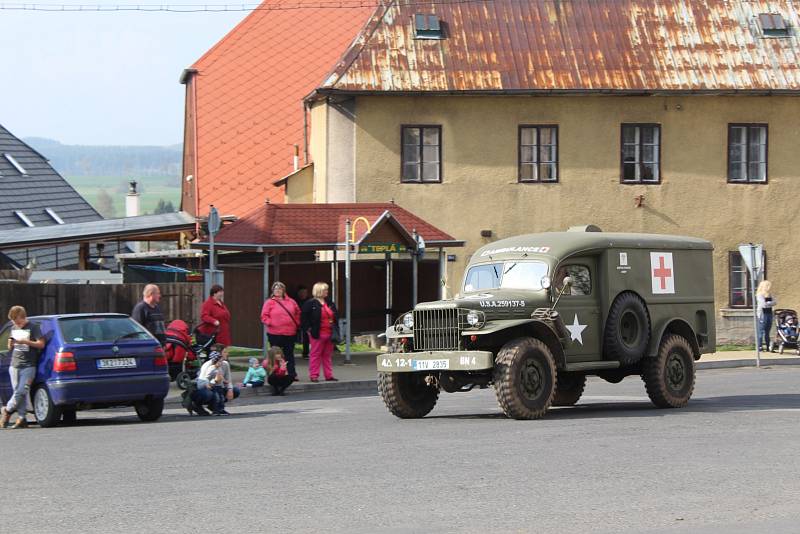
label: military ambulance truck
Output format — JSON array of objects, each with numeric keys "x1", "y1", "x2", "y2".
[{"x1": 377, "y1": 227, "x2": 715, "y2": 420}]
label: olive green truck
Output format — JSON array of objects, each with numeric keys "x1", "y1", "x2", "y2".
[{"x1": 377, "y1": 227, "x2": 715, "y2": 420}]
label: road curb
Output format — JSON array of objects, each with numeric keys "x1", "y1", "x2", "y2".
[
  {"x1": 165, "y1": 379, "x2": 378, "y2": 407},
  {"x1": 697, "y1": 358, "x2": 800, "y2": 370}
]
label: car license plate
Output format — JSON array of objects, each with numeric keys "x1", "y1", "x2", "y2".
[
  {"x1": 413, "y1": 359, "x2": 449, "y2": 370},
  {"x1": 97, "y1": 357, "x2": 137, "y2": 369}
]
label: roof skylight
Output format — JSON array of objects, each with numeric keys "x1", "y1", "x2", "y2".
[
  {"x1": 414, "y1": 14, "x2": 443, "y2": 39},
  {"x1": 759, "y1": 13, "x2": 790, "y2": 36},
  {"x1": 3, "y1": 153, "x2": 28, "y2": 175},
  {"x1": 45, "y1": 208, "x2": 65, "y2": 224},
  {"x1": 14, "y1": 211, "x2": 35, "y2": 227}
]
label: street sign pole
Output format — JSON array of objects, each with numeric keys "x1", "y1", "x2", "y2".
[
  {"x1": 344, "y1": 219, "x2": 352, "y2": 364},
  {"x1": 751, "y1": 245, "x2": 760, "y2": 367},
  {"x1": 207, "y1": 205, "x2": 221, "y2": 295}
]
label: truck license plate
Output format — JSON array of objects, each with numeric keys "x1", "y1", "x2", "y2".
[
  {"x1": 413, "y1": 359, "x2": 449, "y2": 370},
  {"x1": 97, "y1": 357, "x2": 137, "y2": 369}
]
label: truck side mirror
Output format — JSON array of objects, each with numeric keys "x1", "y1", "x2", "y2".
[{"x1": 550, "y1": 276, "x2": 572, "y2": 310}]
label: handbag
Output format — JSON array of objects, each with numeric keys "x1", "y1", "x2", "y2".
[{"x1": 330, "y1": 321, "x2": 342, "y2": 345}]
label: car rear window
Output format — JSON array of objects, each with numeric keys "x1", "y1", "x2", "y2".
[{"x1": 58, "y1": 317, "x2": 151, "y2": 344}]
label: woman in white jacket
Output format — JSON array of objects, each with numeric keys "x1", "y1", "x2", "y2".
[{"x1": 756, "y1": 280, "x2": 776, "y2": 350}]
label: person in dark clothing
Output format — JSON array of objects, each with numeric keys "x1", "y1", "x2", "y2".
[
  {"x1": 295, "y1": 285, "x2": 311, "y2": 358},
  {"x1": 301, "y1": 282, "x2": 339, "y2": 382},
  {"x1": 131, "y1": 283, "x2": 166, "y2": 345},
  {"x1": 265, "y1": 346, "x2": 293, "y2": 395}
]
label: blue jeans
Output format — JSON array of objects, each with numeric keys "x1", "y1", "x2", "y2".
[
  {"x1": 192, "y1": 386, "x2": 222, "y2": 412},
  {"x1": 759, "y1": 313, "x2": 773, "y2": 348},
  {"x1": 6, "y1": 366, "x2": 36, "y2": 415}
]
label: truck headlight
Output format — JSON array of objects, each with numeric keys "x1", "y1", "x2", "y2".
[
  {"x1": 466, "y1": 310, "x2": 482, "y2": 327},
  {"x1": 403, "y1": 313, "x2": 414, "y2": 329}
]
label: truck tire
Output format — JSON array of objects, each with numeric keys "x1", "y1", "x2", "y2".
[
  {"x1": 378, "y1": 372, "x2": 439, "y2": 419},
  {"x1": 641, "y1": 334, "x2": 695, "y2": 408},
  {"x1": 553, "y1": 372, "x2": 586, "y2": 406},
  {"x1": 493, "y1": 337, "x2": 557, "y2": 420},
  {"x1": 604, "y1": 292, "x2": 651, "y2": 365}
]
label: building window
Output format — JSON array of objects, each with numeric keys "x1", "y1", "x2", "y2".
[
  {"x1": 401, "y1": 126, "x2": 441, "y2": 183},
  {"x1": 621, "y1": 124, "x2": 660, "y2": 183},
  {"x1": 728, "y1": 251, "x2": 767, "y2": 308},
  {"x1": 728, "y1": 124, "x2": 767, "y2": 183},
  {"x1": 518, "y1": 126, "x2": 558, "y2": 183}
]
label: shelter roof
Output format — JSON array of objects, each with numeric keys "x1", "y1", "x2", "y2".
[
  {"x1": 186, "y1": 0, "x2": 375, "y2": 217},
  {"x1": 0, "y1": 212, "x2": 197, "y2": 250},
  {"x1": 317, "y1": 0, "x2": 800, "y2": 95},
  {"x1": 197, "y1": 202, "x2": 463, "y2": 250}
]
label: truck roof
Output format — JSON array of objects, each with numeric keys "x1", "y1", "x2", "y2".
[{"x1": 473, "y1": 230, "x2": 713, "y2": 262}]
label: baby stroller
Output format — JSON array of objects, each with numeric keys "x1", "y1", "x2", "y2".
[
  {"x1": 770, "y1": 309, "x2": 799, "y2": 355},
  {"x1": 164, "y1": 320, "x2": 217, "y2": 390}
]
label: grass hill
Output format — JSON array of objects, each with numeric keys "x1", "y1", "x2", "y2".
[{"x1": 24, "y1": 137, "x2": 182, "y2": 218}]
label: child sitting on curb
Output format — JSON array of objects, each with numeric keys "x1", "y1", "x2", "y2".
[
  {"x1": 241, "y1": 357, "x2": 266, "y2": 388},
  {"x1": 265, "y1": 346, "x2": 293, "y2": 396}
]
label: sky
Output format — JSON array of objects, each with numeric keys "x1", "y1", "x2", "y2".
[{"x1": 0, "y1": 2, "x2": 250, "y2": 146}]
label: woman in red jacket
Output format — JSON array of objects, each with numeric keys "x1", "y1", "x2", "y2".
[
  {"x1": 260, "y1": 281, "x2": 301, "y2": 381},
  {"x1": 197, "y1": 284, "x2": 232, "y2": 347}
]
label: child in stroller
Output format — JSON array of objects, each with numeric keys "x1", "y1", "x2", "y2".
[
  {"x1": 164, "y1": 320, "x2": 217, "y2": 389},
  {"x1": 771, "y1": 309, "x2": 799, "y2": 355}
]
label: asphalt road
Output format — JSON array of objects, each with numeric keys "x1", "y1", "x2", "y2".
[{"x1": 3, "y1": 366, "x2": 800, "y2": 534}]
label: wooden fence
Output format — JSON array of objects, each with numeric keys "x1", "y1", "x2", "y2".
[{"x1": 0, "y1": 282, "x2": 204, "y2": 327}]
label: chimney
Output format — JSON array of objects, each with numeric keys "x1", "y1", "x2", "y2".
[{"x1": 126, "y1": 180, "x2": 140, "y2": 218}]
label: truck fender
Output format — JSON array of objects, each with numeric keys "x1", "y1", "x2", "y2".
[
  {"x1": 647, "y1": 318, "x2": 701, "y2": 360},
  {"x1": 473, "y1": 319, "x2": 567, "y2": 369}
]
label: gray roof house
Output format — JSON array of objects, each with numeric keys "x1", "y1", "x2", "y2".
[{"x1": 0, "y1": 123, "x2": 120, "y2": 269}]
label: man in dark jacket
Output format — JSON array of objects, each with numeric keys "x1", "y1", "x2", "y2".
[{"x1": 132, "y1": 284, "x2": 166, "y2": 345}]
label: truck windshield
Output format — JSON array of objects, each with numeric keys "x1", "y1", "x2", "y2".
[{"x1": 463, "y1": 261, "x2": 549, "y2": 292}]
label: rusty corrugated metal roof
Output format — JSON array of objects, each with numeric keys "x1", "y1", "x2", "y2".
[{"x1": 317, "y1": 0, "x2": 800, "y2": 94}]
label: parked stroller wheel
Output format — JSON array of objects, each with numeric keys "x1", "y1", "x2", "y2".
[{"x1": 176, "y1": 371, "x2": 193, "y2": 390}]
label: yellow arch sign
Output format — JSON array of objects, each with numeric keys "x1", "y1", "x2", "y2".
[{"x1": 349, "y1": 216, "x2": 372, "y2": 243}]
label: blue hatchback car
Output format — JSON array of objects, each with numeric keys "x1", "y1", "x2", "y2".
[{"x1": 0, "y1": 313, "x2": 170, "y2": 427}]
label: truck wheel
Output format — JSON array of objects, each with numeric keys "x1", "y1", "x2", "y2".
[
  {"x1": 493, "y1": 338, "x2": 557, "y2": 420},
  {"x1": 641, "y1": 335, "x2": 695, "y2": 408},
  {"x1": 604, "y1": 292, "x2": 651, "y2": 365},
  {"x1": 553, "y1": 372, "x2": 586, "y2": 406},
  {"x1": 135, "y1": 397, "x2": 164, "y2": 422},
  {"x1": 378, "y1": 372, "x2": 439, "y2": 419}
]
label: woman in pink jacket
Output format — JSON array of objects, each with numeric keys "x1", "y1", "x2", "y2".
[{"x1": 260, "y1": 281, "x2": 301, "y2": 381}]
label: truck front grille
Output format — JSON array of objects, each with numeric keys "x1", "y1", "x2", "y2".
[{"x1": 413, "y1": 308, "x2": 461, "y2": 351}]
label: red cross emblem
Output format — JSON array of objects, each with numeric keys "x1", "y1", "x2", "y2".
[{"x1": 650, "y1": 252, "x2": 675, "y2": 294}]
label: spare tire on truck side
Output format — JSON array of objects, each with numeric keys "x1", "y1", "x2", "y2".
[
  {"x1": 378, "y1": 372, "x2": 440, "y2": 419},
  {"x1": 493, "y1": 337, "x2": 557, "y2": 420},
  {"x1": 603, "y1": 291, "x2": 651, "y2": 365}
]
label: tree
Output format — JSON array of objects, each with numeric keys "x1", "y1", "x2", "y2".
[
  {"x1": 96, "y1": 188, "x2": 116, "y2": 218},
  {"x1": 153, "y1": 199, "x2": 176, "y2": 214}
]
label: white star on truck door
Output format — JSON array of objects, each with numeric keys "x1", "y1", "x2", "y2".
[{"x1": 566, "y1": 314, "x2": 587, "y2": 345}]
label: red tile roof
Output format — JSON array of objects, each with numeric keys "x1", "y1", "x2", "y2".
[
  {"x1": 318, "y1": 0, "x2": 800, "y2": 94},
  {"x1": 211, "y1": 202, "x2": 461, "y2": 248},
  {"x1": 190, "y1": 0, "x2": 375, "y2": 217}
]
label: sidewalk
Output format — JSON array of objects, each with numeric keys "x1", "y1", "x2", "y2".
[{"x1": 165, "y1": 349, "x2": 800, "y2": 406}]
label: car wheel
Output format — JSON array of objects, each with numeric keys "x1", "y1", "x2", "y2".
[
  {"x1": 135, "y1": 397, "x2": 164, "y2": 422},
  {"x1": 641, "y1": 334, "x2": 695, "y2": 408},
  {"x1": 176, "y1": 371, "x2": 193, "y2": 391},
  {"x1": 493, "y1": 337, "x2": 557, "y2": 419},
  {"x1": 603, "y1": 292, "x2": 651, "y2": 365},
  {"x1": 34, "y1": 386, "x2": 62, "y2": 428},
  {"x1": 61, "y1": 408, "x2": 77, "y2": 425}
]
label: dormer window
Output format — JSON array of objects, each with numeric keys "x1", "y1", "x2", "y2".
[
  {"x1": 759, "y1": 13, "x2": 789, "y2": 36},
  {"x1": 414, "y1": 14, "x2": 443, "y2": 39}
]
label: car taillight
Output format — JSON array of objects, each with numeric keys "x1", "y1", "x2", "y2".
[
  {"x1": 54, "y1": 352, "x2": 77, "y2": 372},
  {"x1": 153, "y1": 346, "x2": 167, "y2": 367}
]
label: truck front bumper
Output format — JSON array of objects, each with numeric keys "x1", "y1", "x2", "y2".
[{"x1": 376, "y1": 351, "x2": 494, "y2": 372}]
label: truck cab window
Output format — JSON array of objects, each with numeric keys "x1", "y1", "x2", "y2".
[{"x1": 555, "y1": 265, "x2": 591, "y2": 296}]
